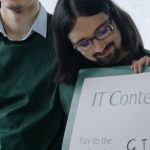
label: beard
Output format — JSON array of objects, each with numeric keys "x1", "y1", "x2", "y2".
[{"x1": 93, "y1": 42, "x2": 123, "y2": 67}]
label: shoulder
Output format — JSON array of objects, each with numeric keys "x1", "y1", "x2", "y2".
[
  {"x1": 46, "y1": 13, "x2": 53, "y2": 32},
  {"x1": 59, "y1": 82, "x2": 75, "y2": 116},
  {"x1": 47, "y1": 13, "x2": 53, "y2": 22}
]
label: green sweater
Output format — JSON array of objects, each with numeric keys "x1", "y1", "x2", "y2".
[{"x1": 0, "y1": 14, "x2": 65, "y2": 150}]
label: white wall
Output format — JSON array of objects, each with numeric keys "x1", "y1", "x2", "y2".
[
  {"x1": 40, "y1": 0, "x2": 150, "y2": 50},
  {"x1": 114, "y1": 0, "x2": 150, "y2": 51},
  {"x1": 40, "y1": 0, "x2": 57, "y2": 14}
]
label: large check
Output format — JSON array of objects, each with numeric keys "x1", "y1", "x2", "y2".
[{"x1": 62, "y1": 66, "x2": 150, "y2": 150}]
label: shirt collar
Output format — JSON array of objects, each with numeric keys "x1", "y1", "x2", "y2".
[
  {"x1": 0, "y1": 3, "x2": 47, "y2": 40},
  {"x1": 26, "y1": 4, "x2": 47, "y2": 39},
  {"x1": 0, "y1": 18, "x2": 6, "y2": 37}
]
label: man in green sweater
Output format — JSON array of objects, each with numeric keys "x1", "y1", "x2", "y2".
[{"x1": 0, "y1": 0, "x2": 65, "y2": 149}]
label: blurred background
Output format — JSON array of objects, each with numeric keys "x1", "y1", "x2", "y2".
[{"x1": 39, "y1": 0, "x2": 150, "y2": 50}]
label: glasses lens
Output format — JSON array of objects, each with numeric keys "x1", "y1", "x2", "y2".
[
  {"x1": 77, "y1": 39, "x2": 92, "y2": 51},
  {"x1": 96, "y1": 24, "x2": 113, "y2": 40}
]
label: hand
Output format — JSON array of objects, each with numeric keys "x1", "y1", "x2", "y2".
[{"x1": 131, "y1": 56, "x2": 150, "y2": 73}]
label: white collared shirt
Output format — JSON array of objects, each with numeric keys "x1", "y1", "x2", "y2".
[{"x1": 0, "y1": 3, "x2": 47, "y2": 41}]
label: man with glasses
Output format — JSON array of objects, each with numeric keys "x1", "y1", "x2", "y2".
[
  {"x1": 0, "y1": 0, "x2": 65, "y2": 149},
  {"x1": 53, "y1": 0, "x2": 150, "y2": 115}
]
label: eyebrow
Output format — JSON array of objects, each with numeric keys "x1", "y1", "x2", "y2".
[{"x1": 74, "y1": 18, "x2": 109, "y2": 46}]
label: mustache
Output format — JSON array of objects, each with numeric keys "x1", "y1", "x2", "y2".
[{"x1": 93, "y1": 42, "x2": 115, "y2": 58}]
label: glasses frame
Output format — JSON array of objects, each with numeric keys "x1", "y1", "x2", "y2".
[{"x1": 73, "y1": 17, "x2": 114, "y2": 53}]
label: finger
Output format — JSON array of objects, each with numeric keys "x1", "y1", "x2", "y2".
[
  {"x1": 132, "y1": 62, "x2": 139, "y2": 73},
  {"x1": 130, "y1": 60, "x2": 136, "y2": 70},
  {"x1": 137, "y1": 62, "x2": 145, "y2": 73},
  {"x1": 146, "y1": 57, "x2": 150, "y2": 65},
  {"x1": 130, "y1": 64, "x2": 134, "y2": 69}
]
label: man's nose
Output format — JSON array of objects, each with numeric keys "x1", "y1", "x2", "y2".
[{"x1": 92, "y1": 39, "x2": 106, "y2": 52}]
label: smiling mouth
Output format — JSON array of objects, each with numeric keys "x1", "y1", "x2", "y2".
[{"x1": 94, "y1": 42, "x2": 114, "y2": 58}]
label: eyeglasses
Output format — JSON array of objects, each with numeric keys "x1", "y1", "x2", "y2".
[{"x1": 73, "y1": 18, "x2": 114, "y2": 53}]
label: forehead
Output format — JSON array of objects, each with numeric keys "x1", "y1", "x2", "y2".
[{"x1": 68, "y1": 12, "x2": 108, "y2": 43}]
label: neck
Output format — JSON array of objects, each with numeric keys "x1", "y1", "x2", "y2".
[{"x1": 0, "y1": 2, "x2": 40, "y2": 41}]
